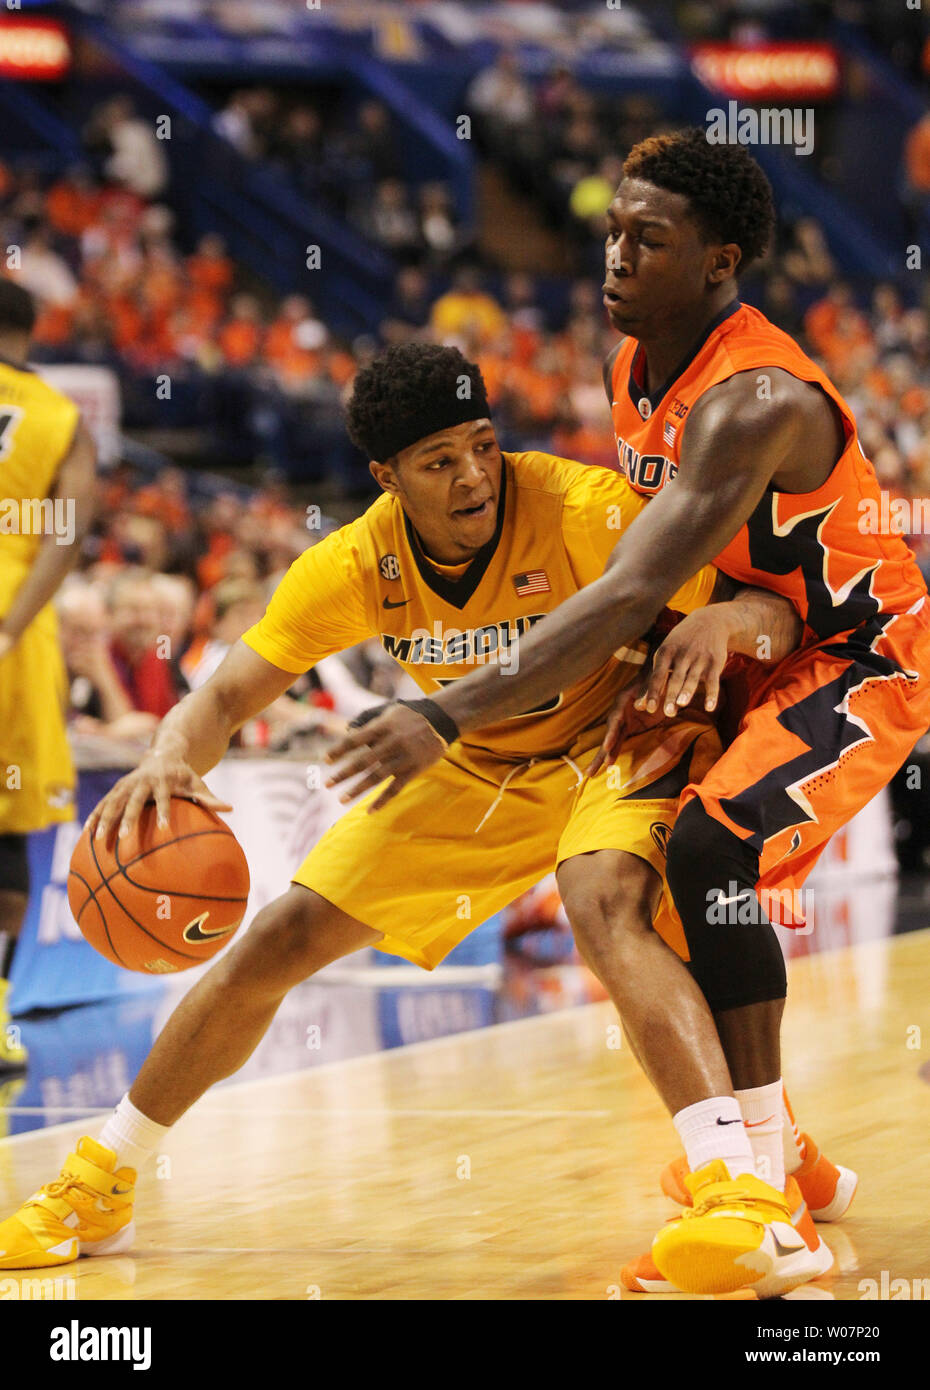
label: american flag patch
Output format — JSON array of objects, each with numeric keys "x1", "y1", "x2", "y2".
[
  {"x1": 663, "y1": 419, "x2": 677, "y2": 447},
  {"x1": 512, "y1": 570, "x2": 550, "y2": 596}
]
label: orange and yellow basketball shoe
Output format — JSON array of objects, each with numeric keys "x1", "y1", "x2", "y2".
[
  {"x1": 0, "y1": 1137, "x2": 135, "y2": 1269},
  {"x1": 649, "y1": 1161, "x2": 833, "y2": 1297},
  {"x1": 659, "y1": 1130, "x2": 857, "y2": 1223},
  {"x1": 623, "y1": 1171, "x2": 832, "y2": 1295}
]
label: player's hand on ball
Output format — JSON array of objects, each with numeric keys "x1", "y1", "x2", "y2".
[
  {"x1": 86, "y1": 754, "x2": 232, "y2": 846},
  {"x1": 325, "y1": 701, "x2": 444, "y2": 811},
  {"x1": 635, "y1": 607, "x2": 734, "y2": 719}
]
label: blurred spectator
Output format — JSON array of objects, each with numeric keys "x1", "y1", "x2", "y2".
[
  {"x1": 430, "y1": 265, "x2": 507, "y2": 345},
  {"x1": 359, "y1": 179, "x2": 422, "y2": 260},
  {"x1": 45, "y1": 166, "x2": 102, "y2": 238},
  {"x1": 218, "y1": 293, "x2": 263, "y2": 367},
  {"x1": 183, "y1": 578, "x2": 266, "y2": 690},
  {"x1": 872, "y1": 282, "x2": 910, "y2": 355},
  {"x1": 59, "y1": 584, "x2": 137, "y2": 725},
  {"x1": 348, "y1": 101, "x2": 402, "y2": 183},
  {"x1": 213, "y1": 88, "x2": 277, "y2": 160},
  {"x1": 782, "y1": 218, "x2": 836, "y2": 289},
  {"x1": 380, "y1": 265, "x2": 432, "y2": 342},
  {"x1": 16, "y1": 228, "x2": 78, "y2": 308},
  {"x1": 762, "y1": 273, "x2": 804, "y2": 338},
  {"x1": 84, "y1": 97, "x2": 169, "y2": 200},
  {"x1": 418, "y1": 183, "x2": 462, "y2": 265},
  {"x1": 466, "y1": 51, "x2": 534, "y2": 145},
  {"x1": 106, "y1": 568, "x2": 183, "y2": 718}
]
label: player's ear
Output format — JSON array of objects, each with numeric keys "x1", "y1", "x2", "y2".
[
  {"x1": 707, "y1": 243, "x2": 741, "y2": 286},
  {"x1": 369, "y1": 458, "x2": 401, "y2": 496}
]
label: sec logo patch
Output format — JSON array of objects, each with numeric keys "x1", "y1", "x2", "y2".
[{"x1": 379, "y1": 553, "x2": 400, "y2": 581}]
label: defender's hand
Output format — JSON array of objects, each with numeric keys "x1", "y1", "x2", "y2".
[
  {"x1": 635, "y1": 607, "x2": 735, "y2": 719},
  {"x1": 586, "y1": 683, "x2": 639, "y2": 779},
  {"x1": 86, "y1": 754, "x2": 232, "y2": 847},
  {"x1": 325, "y1": 702, "x2": 446, "y2": 811}
]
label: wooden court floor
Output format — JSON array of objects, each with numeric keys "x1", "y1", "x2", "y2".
[{"x1": 1, "y1": 929, "x2": 928, "y2": 1301}]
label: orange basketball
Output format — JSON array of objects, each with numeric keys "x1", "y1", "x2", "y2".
[{"x1": 68, "y1": 796, "x2": 250, "y2": 974}]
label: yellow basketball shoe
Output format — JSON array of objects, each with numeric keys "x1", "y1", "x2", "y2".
[
  {"x1": 660, "y1": 1133, "x2": 857, "y2": 1222},
  {"x1": 0, "y1": 1137, "x2": 136, "y2": 1269},
  {"x1": 651, "y1": 1160, "x2": 832, "y2": 1297},
  {"x1": 623, "y1": 1172, "x2": 832, "y2": 1295},
  {"x1": 0, "y1": 980, "x2": 27, "y2": 1073}
]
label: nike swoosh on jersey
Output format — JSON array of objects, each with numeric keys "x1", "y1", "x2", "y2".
[{"x1": 382, "y1": 596, "x2": 410, "y2": 609}]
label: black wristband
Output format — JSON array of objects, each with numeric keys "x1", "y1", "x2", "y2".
[
  {"x1": 348, "y1": 703, "x2": 391, "y2": 731},
  {"x1": 398, "y1": 697, "x2": 460, "y2": 747}
]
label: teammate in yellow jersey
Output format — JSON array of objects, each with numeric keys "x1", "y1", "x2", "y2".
[
  {"x1": 0, "y1": 339, "x2": 788, "y2": 1272},
  {"x1": 0, "y1": 279, "x2": 96, "y2": 1075}
]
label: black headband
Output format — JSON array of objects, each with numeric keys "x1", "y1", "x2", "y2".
[{"x1": 375, "y1": 382, "x2": 492, "y2": 462}]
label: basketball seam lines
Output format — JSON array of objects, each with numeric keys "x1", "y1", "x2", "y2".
[
  {"x1": 117, "y1": 827, "x2": 248, "y2": 899},
  {"x1": 83, "y1": 833, "x2": 207, "y2": 965}
]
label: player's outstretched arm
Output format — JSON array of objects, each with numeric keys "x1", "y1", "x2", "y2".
[
  {"x1": 0, "y1": 419, "x2": 96, "y2": 659},
  {"x1": 437, "y1": 381, "x2": 802, "y2": 736},
  {"x1": 86, "y1": 640, "x2": 303, "y2": 845}
]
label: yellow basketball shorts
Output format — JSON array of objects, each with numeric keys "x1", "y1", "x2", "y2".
[
  {"x1": 295, "y1": 707, "x2": 721, "y2": 970},
  {"x1": 0, "y1": 603, "x2": 75, "y2": 835}
]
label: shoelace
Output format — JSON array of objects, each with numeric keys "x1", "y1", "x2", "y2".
[
  {"x1": 27, "y1": 1172, "x2": 99, "y2": 1211},
  {"x1": 690, "y1": 1186, "x2": 788, "y2": 1220}
]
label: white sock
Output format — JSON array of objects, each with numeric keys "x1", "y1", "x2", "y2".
[
  {"x1": 782, "y1": 1090, "x2": 805, "y2": 1175},
  {"x1": 674, "y1": 1096, "x2": 756, "y2": 1180},
  {"x1": 98, "y1": 1093, "x2": 171, "y2": 1176},
  {"x1": 736, "y1": 1080, "x2": 785, "y2": 1190}
]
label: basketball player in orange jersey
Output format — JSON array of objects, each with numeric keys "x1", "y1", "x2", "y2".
[
  {"x1": 0, "y1": 343, "x2": 837, "y2": 1286},
  {"x1": 0, "y1": 279, "x2": 97, "y2": 1076},
  {"x1": 327, "y1": 132, "x2": 930, "y2": 1297}
]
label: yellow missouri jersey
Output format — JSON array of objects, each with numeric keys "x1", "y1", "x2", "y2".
[
  {"x1": 0, "y1": 357, "x2": 79, "y2": 611},
  {"x1": 243, "y1": 450, "x2": 717, "y2": 759}
]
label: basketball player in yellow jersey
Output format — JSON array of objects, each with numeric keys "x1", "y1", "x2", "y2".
[
  {"x1": 0, "y1": 342, "x2": 799, "y2": 1272},
  {"x1": 0, "y1": 280, "x2": 96, "y2": 1073}
]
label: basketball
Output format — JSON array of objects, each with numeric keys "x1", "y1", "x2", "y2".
[{"x1": 67, "y1": 797, "x2": 250, "y2": 974}]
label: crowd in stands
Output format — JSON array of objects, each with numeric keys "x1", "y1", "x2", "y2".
[
  {"x1": 213, "y1": 89, "x2": 470, "y2": 269},
  {"x1": 56, "y1": 463, "x2": 415, "y2": 754}
]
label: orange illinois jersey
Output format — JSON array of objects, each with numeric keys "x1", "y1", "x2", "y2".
[
  {"x1": 242, "y1": 449, "x2": 717, "y2": 760},
  {"x1": 609, "y1": 300, "x2": 928, "y2": 637}
]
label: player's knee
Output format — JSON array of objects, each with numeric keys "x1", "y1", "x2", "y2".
[
  {"x1": 224, "y1": 888, "x2": 348, "y2": 991},
  {"x1": 665, "y1": 797, "x2": 759, "y2": 913},
  {"x1": 559, "y1": 855, "x2": 654, "y2": 964}
]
